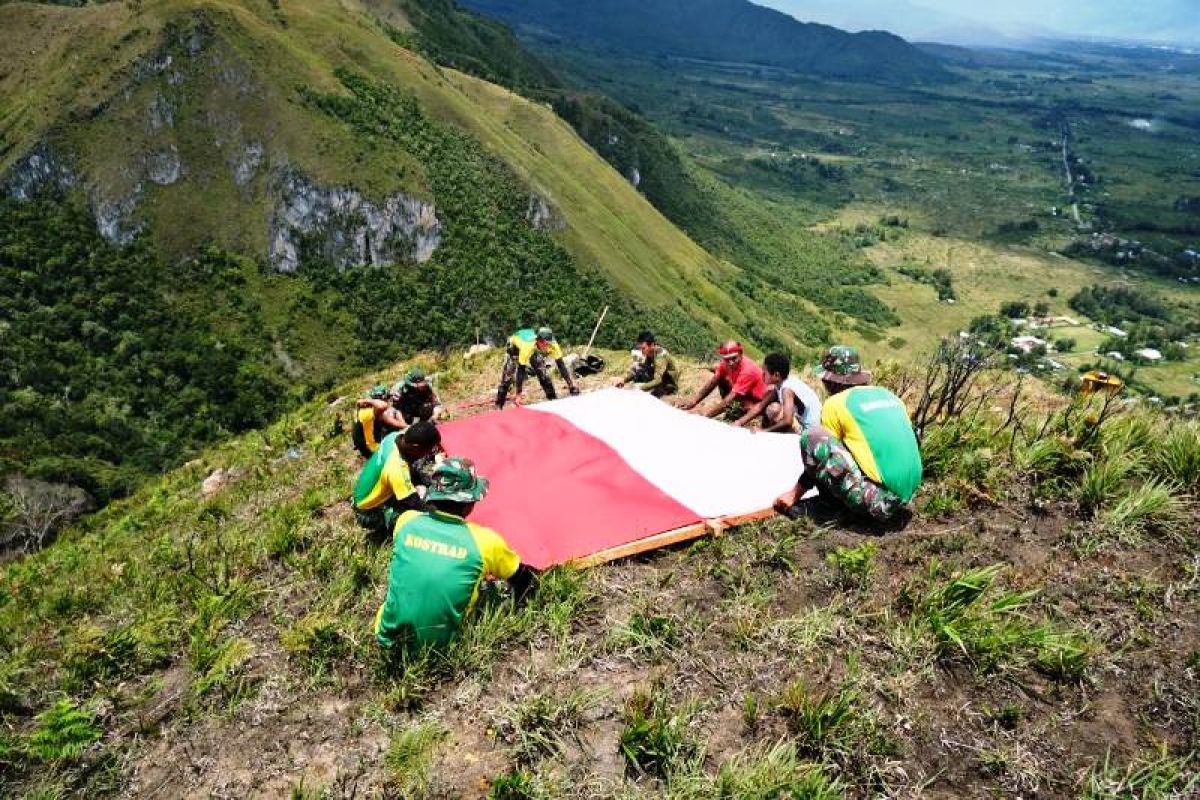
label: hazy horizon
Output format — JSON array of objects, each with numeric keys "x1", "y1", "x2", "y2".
[{"x1": 757, "y1": 0, "x2": 1200, "y2": 47}]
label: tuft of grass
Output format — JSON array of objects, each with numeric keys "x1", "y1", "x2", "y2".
[
  {"x1": 26, "y1": 698, "x2": 102, "y2": 764},
  {"x1": 983, "y1": 702, "x2": 1025, "y2": 730},
  {"x1": 503, "y1": 687, "x2": 603, "y2": 765},
  {"x1": 488, "y1": 769, "x2": 559, "y2": 800},
  {"x1": 754, "y1": 526, "x2": 802, "y2": 574},
  {"x1": 826, "y1": 542, "x2": 878, "y2": 590},
  {"x1": 915, "y1": 563, "x2": 1091, "y2": 679},
  {"x1": 774, "y1": 680, "x2": 862, "y2": 756},
  {"x1": 526, "y1": 566, "x2": 596, "y2": 645},
  {"x1": 1101, "y1": 479, "x2": 1186, "y2": 541},
  {"x1": 1153, "y1": 421, "x2": 1200, "y2": 488},
  {"x1": 1077, "y1": 455, "x2": 1140, "y2": 516},
  {"x1": 742, "y1": 694, "x2": 760, "y2": 730},
  {"x1": 921, "y1": 485, "x2": 966, "y2": 518},
  {"x1": 65, "y1": 613, "x2": 176, "y2": 691},
  {"x1": 610, "y1": 608, "x2": 682, "y2": 660},
  {"x1": 190, "y1": 637, "x2": 255, "y2": 704},
  {"x1": 1081, "y1": 749, "x2": 1199, "y2": 799},
  {"x1": 708, "y1": 740, "x2": 845, "y2": 800},
  {"x1": 376, "y1": 648, "x2": 439, "y2": 713},
  {"x1": 385, "y1": 720, "x2": 447, "y2": 796},
  {"x1": 281, "y1": 613, "x2": 350, "y2": 682},
  {"x1": 619, "y1": 683, "x2": 702, "y2": 781},
  {"x1": 442, "y1": 597, "x2": 532, "y2": 679}
]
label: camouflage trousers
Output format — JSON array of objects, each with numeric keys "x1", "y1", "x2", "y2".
[{"x1": 800, "y1": 425, "x2": 903, "y2": 522}]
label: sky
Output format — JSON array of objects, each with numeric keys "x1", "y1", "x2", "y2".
[{"x1": 758, "y1": 0, "x2": 1200, "y2": 47}]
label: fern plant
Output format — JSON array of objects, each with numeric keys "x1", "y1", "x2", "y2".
[{"x1": 26, "y1": 698, "x2": 101, "y2": 763}]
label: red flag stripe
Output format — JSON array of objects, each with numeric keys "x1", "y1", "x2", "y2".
[{"x1": 438, "y1": 407, "x2": 698, "y2": 569}]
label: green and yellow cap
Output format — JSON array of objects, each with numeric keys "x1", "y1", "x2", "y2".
[
  {"x1": 426, "y1": 457, "x2": 489, "y2": 504},
  {"x1": 405, "y1": 368, "x2": 427, "y2": 386},
  {"x1": 368, "y1": 383, "x2": 389, "y2": 399}
]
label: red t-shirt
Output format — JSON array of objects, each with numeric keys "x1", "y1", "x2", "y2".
[{"x1": 714, "y1": 357, "x2": 767, "y2": 402}]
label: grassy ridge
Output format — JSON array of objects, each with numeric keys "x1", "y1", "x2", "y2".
[{"x1": 1, "y1": 350, "x2": 1196, "y2": 797}]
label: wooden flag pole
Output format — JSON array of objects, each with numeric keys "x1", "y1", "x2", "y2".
[{"x1": 581, "y1": 305, "x2": 609, "y2": 358}]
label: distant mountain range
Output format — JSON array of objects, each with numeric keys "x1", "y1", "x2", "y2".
[
  {"x1": 760, "y1": 0, "x2": 1200, "y2": 48},
  {"x1": 459, "y1": 0, "x2": 951, "y2": 82}
]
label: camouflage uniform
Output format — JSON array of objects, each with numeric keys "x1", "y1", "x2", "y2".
[{"x1": 800, "y1": 425, "x2": 903, "y2": 522}]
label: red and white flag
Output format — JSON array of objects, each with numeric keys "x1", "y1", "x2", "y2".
[{"x1": 439, "y1": 389, "x2": 802, "y2": 569}]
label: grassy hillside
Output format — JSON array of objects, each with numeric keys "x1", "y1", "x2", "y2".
[
  {"x1": 1, "y1": 349, "x2": 1197, "y2": 797},
  {"x1": 0, "y1": 0, "x2": 767, "y2": 505}
]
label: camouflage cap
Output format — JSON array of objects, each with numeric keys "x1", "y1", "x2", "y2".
[
  {"x1": 426, "y1": 457, "x2": 489, "y2": 504},
  {"x1": 536, "y1": 326, "x2": 555, "y2": 342},
  {"x1": 368, "y1": 383, "x2": 389, "y2": 399},
  {"x1": 405, "y1": 367, "x2": 427, "y2": 386},
  {"x1": 817, "y1": 345, "x2": 872, "y2": 386}
]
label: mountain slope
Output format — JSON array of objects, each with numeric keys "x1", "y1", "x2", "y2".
[
  {"x1": 0, "y1": 0, "x2": 749, "y2": 502},
  {"x1": 460, "y1": 0, "x2": 950, "y2": 82}
]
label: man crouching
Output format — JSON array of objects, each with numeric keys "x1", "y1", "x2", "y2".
[{"x1": 775, "y1": 346, "x2": 922, "y2": 525}]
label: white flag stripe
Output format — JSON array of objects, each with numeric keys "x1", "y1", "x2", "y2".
[{"x1": 531, "y1": 389, "x2": 803, "y2": 519}]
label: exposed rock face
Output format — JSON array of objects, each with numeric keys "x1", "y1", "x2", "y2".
[
  {"x1": 147, "y1": 146, "x2": 182, "y2": 185},
  {"x1": 269, "y1": 172, "x2": 441, "y2": 273},
  {"x1": 232, "y1": 142, "x2": 264, "y2": 187},
  {"x1": 94, "y1": 186, "x2": 144, "y2": 245},
  {"x1": 147, "y1": 90, "x2": 176, "y2": 132},
  {"x1": 4, "y1": 144, "x2": 77, "y2": 200},
  {"x1": 526, "y1": 192, "x2": 564, "y2": 232}
]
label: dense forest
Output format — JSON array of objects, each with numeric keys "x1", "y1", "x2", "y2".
[{"x1": 0, "y1": 198, "x2": 293, "y2": 504}]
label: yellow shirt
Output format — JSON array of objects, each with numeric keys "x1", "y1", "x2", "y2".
[{"x1": 509, "y1": 330, "x2": 563, "y2": 366}]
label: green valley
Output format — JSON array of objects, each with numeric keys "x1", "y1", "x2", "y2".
[{"x1": 500, "y1": 35, "x2": 1200, "y2": 399}]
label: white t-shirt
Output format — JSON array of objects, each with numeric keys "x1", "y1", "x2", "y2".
[{"x1": 778, "y1": 377, "x2": 822, "y2": 430}]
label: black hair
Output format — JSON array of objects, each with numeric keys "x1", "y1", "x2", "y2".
[
  {"x1": 430, "y1": 498, "x2": 474, "y2": 518},
  {"x1": 403, "y1": 421, "x2": 442, "y2": 448},
  {"x1": 636, "y1": 330, "x2": 656, "y2": 345},
  {"x1": 763, "y1": 353, "x2": 790, "y2": 379}
]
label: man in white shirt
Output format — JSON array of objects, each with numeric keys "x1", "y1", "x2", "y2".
[{"x1": 733, "y1": 353, "x2": 821, "y2": 432}]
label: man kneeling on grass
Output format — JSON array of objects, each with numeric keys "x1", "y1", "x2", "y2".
[
  {"x1": 775, "y1": 346, "x2": 922, "y2": 525},
  {"x1": 375, "y1": 458, "x2": 532, "y2": 649},
  {"x1": 352, "y1": 422, "x2": 442, "y2": 541}
]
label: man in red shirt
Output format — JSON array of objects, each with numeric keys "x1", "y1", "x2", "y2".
[{"x1": 681, "y1": 341, "x2": 767, "y2": 419}]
